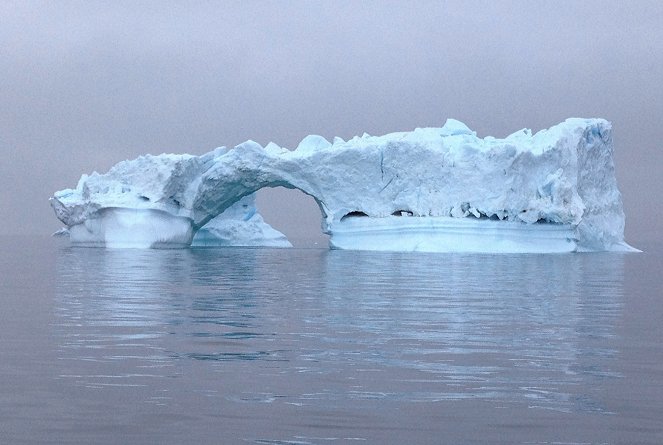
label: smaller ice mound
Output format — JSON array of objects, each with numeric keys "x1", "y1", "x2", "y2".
[{"x1": 192, "y1": 196, "x2": 292, "y2": 248}]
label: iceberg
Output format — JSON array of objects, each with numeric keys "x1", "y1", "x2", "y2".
[{"x1": 50, "y1": 118, "x2": 636, "y2": 252}]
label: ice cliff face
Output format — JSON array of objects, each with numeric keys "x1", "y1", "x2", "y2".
[{"x1": 51, "y1": 118, "x2": 634, "y2": 252}]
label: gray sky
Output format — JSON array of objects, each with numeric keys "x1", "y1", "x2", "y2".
[{"x1": 1, "y1": 0, "x2": 661, "y2": 246}]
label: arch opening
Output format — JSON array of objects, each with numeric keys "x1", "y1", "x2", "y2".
[{"x1": 255, "y1": 186, "x2": 330, "y2": 248}]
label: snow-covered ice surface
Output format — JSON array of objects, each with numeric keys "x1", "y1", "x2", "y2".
[{"x1": 50, "y1": 118, "x2": 636, "y2": 252}]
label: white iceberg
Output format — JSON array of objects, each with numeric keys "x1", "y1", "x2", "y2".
[{"x1": 50, "y1": 118, "x2": 636, "y2": 252}]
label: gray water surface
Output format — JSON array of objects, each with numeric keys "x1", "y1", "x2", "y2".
[{"x1": 1, "y1": 236, "x2": 662, "y2": 444}]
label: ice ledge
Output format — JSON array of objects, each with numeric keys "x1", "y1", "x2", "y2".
[
  {"x1": 331, "y1": 216, "x2": 571, "y2": 253},
  {"x1": 330, "y1": 216, "x2": 639, "y2": 253}
]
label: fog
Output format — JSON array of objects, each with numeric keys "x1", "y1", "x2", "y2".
[{"x1": 2, "y1": 1, "x2": 661, "y2": 245}]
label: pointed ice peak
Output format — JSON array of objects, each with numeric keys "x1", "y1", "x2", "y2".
[
  {"x1": 234, "y1": 140, "x2": 265, "y2": 152},
  {"x1": 264, "y1": 142, "x2": 287, "y2": 155},
  {"x1": 506, "y1": 128, "x2": 533, "y2": 140},
  {"x1": 76, "y1": 174, "x2": 90, "y2": 191},
  {"x1": 296, "y1": 135, "x2": 332, "y2": 152},
  {"x1": 440, "y1": 119, "x2": 474, "y2": 136},
  {"x1": 200, "y1": 146, "x2": 230, "y2": 163},
  {"x1": 333, "y1": 136, "x2": 345, "y2": 145}
]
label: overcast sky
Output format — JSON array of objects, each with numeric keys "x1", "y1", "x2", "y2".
[{"x1": 1, "y1": 1, "x2": 661, "y2": 245}]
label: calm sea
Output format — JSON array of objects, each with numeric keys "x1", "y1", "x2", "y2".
[{"x1": 1, "y1": 236, "x2": 662, "y2": 444}]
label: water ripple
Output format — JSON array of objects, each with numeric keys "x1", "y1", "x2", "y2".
[{"x1": 54, "y1": 247, "x2": 625, "y2": 417}]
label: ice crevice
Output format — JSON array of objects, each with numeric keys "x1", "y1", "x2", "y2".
[{"x1": 50, "y1": 118, "x2": 637, "y2": 252}]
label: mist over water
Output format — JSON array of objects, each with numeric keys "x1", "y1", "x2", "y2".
[{"x1": 1, "y1": 237, "x2": 662, "y2": 444}]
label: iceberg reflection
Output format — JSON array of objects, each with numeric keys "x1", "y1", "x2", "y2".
[
  {"x1": 318, "y1": 251, "x2": 624, "y2": 412},
  {"x1": 54, "y1": 247, "x2": 624, "y2": 414}
]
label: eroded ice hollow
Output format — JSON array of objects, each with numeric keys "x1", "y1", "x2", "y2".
[{"x1": 50, "y1": 118, "x2": 636, "y2": 252}]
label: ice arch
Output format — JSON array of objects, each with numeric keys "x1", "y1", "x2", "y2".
[
  {"x1": 50, "y1": 118, "x2": 635, "y2": 252},
  {"x1": 190, "y1": 140, "x2": 332, "y2": 232}
]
